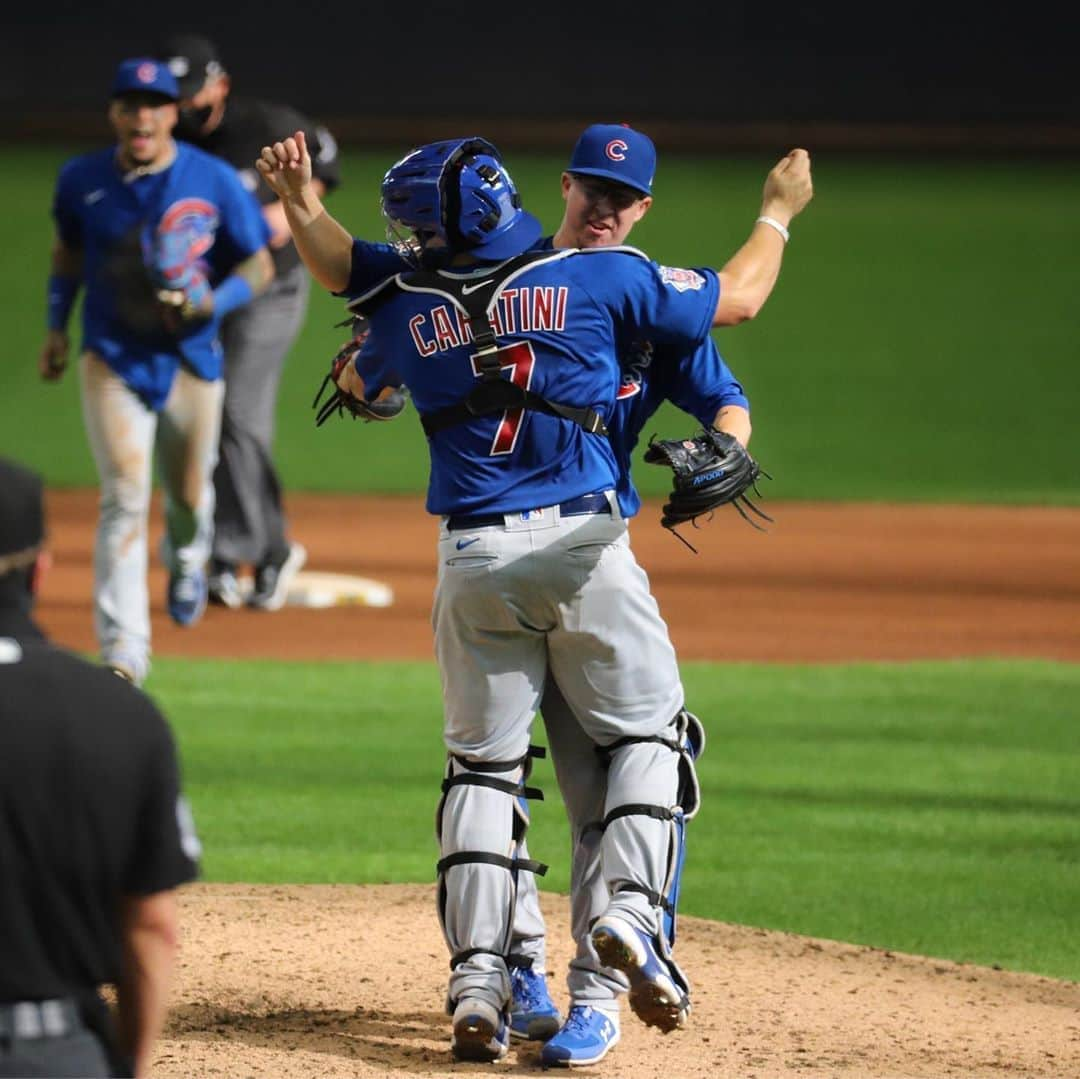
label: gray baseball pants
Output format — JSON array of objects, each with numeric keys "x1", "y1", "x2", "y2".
[
  {"x1": 213, "y1": 263, "x2": 309, "y2": 566},
  {"x1": 432, "y1": 498, "x2": 685, "y2": 1012}
]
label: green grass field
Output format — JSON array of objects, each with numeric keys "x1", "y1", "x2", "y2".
[
  {"x1": 5, "y1": 144, "x2": 1077, "y2": 987},
  {"x1": 2, "y1": 147, "x2": 1079, "y2": 502},
  {"x1": 148, "y1": 656, "x2": 1080, "y2": 983}
]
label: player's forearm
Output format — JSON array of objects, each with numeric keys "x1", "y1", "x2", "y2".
[
  {"x1": 711, "y1": 224, "x2": 786, "y2": 326},
  {"x1": 116, "y1": 892, "x2": 180, "y2": 1078},
  {"x1": 233, "y1": 248, "x2": 275, "y2": 298},
  {"x1": 712, "y1": 148, "x2": 812, "y2": 326},
  {"x1": 47, "y1": 241, "x2": 83, "y2": 326},
  {"x1": 281, "y1": 191, "x2": 353, "y2": 292},
  {"x1": 713, "y1": 404, "x2": 751, "y2": 447}
]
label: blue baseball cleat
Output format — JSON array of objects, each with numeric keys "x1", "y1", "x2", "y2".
[
  {"x1": 451, "y1": 998, "x2": 510, "y2": 1062},
  {"x1": 539, "y1": 1005, "x2": 620, "y2": 1067},
  {"x1": 590, "y1": 915, "x2": 690, "y2": 1033},
  {"x1": 167, "y1": 568, "x2": 208, "y2": 627},
  {"x1": 509, "y1": 964, "x2": 561, "y2": 1041}
]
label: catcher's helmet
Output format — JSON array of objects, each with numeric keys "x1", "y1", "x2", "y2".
[{"x1": 381, "y1": 137, "x2": 541, "y2": 262}]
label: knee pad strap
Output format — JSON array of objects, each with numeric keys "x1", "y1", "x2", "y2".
[{"x1": 437, "y1": 850, "x2": 548, "y2": 877}]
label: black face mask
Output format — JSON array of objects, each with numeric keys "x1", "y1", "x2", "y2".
[{"x1": 175, "y1": 104, "x2": 213, "y2": 139}]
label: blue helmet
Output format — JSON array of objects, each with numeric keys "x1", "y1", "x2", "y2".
[{"x1": 381, "y1": 137, "x2": 541, "y2": 262}]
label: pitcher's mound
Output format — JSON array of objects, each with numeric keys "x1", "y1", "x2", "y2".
[{"x1": 155, "y1": 883, "x2": 1079, "y2": 1078}]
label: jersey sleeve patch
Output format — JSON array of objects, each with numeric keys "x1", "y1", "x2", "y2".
[{"x1": 659, "y1": 266, "x2": 706, "y2": 293}]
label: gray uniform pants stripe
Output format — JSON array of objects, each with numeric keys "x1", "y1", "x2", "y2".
[{"x1": 214, "y1": 263, "x2": 310, "y2": 566}]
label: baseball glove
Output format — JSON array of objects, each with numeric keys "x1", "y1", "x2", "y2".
[
  {"x1": 142, "y1": 221, "x2": 214, "y2": 332},
  {"x1": 643, "y1": 428, "x2": 772, "y2": 549},
  {"x1": 313, "y1": 318, "x2": 407, "y2": 426}
]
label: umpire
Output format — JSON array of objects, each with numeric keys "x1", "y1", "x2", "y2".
[
  {"x1": 0, "y1": 457, "x2": 200, "y2": 1078},
  {"x1": 155, "y1": 33, "x2": 342, "y2": 610}
]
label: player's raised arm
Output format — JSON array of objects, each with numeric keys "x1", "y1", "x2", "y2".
[
  {"x1": 712, "y1": 148, "x2": 813, "y2": 326},
  {"x1": 256, "y1": 130, "x2": 353, "y2": 292}
]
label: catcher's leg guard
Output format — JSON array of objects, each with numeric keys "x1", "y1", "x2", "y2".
[
  {"x1": 662, "y1": 709, "x2": 704, "y2": 947},
  {"x1": 436, "y1": 746, "x2": 548, "y2": 1013},
  {"x1": 593, "y1": 710, "x2": 705, "y2": 1023}
]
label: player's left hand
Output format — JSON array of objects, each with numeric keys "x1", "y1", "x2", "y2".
[
  {"x1": 155, "y1": 273, "x2": 214, "y2": 333},
  {"x1": 644, "y1": 427, "x2": 772, "y2": 548},
  {"x1": 39, "y1": 330, "x2": 69, "y2": 381},
  {"x1": 313, "y1": 321, "x2": 408, "y2": 426}
]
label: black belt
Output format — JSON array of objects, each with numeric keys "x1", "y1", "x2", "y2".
[
  {"x1": 0, "y1": 998, "x2": 81, "y2": 1040},
  {"x1": 447, "y1": 492, "x2": 612, "y2": 532}
]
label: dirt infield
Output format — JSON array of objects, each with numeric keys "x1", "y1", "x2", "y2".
[
  {"x1": 36, "y1": 491, "x2": 1080, "y2": 664},
  {"x1": 35, "y1": 491, "x2": 1080, "y2": 1077}
]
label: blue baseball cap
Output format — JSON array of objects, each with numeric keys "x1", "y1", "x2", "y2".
[
  {"x1": 567, "y1": 123, "x2": 656, "y2": 196},
  {"x1": 111, "y1": 58, "x2": 180, "y2": 102}
]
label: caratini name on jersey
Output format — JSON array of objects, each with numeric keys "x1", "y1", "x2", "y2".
[{"x1": 410, "y1": 286, "x2": 569, "y2": 357}]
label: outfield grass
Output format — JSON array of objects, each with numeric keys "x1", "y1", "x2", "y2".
[
  {"x1": 148, "y1": 656, "x2": 1080, "y2": 982},
  {"x1": 2, "y1": 148, "x2": 1078, "y2": 503}
]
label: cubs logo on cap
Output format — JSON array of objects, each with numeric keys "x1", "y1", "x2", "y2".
[
  {"x1": 567, "y1": 122, "x2": 656, "y2": 196},
  {"x1": 110, "y1": 57, "x2": 180, "y2": 102}
]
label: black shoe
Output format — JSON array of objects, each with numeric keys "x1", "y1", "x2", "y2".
[{"x1": 248, "y1": 542, "x2": 307, "y2": 611}]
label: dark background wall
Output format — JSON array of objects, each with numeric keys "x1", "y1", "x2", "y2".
[{"x1": 4, "y1": 2, "x2": 1077, "y2": 151}]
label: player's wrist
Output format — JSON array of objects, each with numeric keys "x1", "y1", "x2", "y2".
[
  {"x1": 281, "y1": 185, "x2": 323, "y2": 223},
  {"x1": 755, "y1": 215, "x2": 790, "y2": 243},
  {"x1": 759, "y1": 200, "x2": 793, "y2": 226},
  {"x1": 46, "y1": 273, "x2": 78, "y2": 331},
  {"x1": 211, "y1": 274, "x2": 254, "y2": 318}
]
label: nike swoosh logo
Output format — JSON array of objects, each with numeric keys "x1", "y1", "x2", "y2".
[
  {"x1": 455, "y1": 537, "x2": 481, "y2": 550},
  {"x1": 84, "y1": 189, "x2": 106, "y2": 205},
  {"x1": 461, "y1": 278, "x2": 496, "y2": 296}
]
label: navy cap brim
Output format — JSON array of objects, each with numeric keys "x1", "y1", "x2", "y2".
[
  {"x1": 569, "y1": 165, "x2": 651, "y2": 197},
  {"x1": 471, "y1": 210, "x2": 544, "y2": 261},
  {"x1": 112, "y1": 89, "x2": 178, "y2": 103}
]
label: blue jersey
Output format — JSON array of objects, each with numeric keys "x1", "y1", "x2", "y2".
[
  {"x1": 531, "y1": 237, "x2": 751, "y2": 516},
  {"x1": 609, "y1": 337, "x2": 749, "y2": 517},
  {"x1": 52, "y1": 142, "x2": 269, "y2": 410},
  {"x1": 339, "y1": 238, "x2": 415, "y2": 297},
  {"x1": 351, "y1": 248, "x2": 719, "y2": 517}
]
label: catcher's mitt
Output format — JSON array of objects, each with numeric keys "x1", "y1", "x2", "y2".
[
  {"x1": 313, "y1": 318, "x2": 407, "y2": 426},
  {"x1": 643, "y1": 428, "x2": 772, "y2": 549}
]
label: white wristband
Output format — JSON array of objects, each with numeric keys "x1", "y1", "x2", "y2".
[{"x1": 756, "y1": 215, "x2": 790, "y2": 243}]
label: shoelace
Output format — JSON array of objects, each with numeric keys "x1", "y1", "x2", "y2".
[
  {"x1": 564, "y1": 1006, "x2": 599, "y2": 1034},
  {"x1": 511, "y1": 968, "x2": 548, "y2": 1011}
]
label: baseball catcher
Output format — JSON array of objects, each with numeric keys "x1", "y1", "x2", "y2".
[
  {"x1": 644, "y1": 427, "x2": 771, "y2": 548},
  {"x1": 312, "y1": 316, "x2": 408, "y2": 426}
]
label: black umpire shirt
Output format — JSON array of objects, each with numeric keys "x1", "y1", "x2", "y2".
[
  {"x1": 183, "y1": 97, "x2": 341, "y2": 276},
  {"x1": 0, "y1": 605, "x2": 200, "y2": 1004}
]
